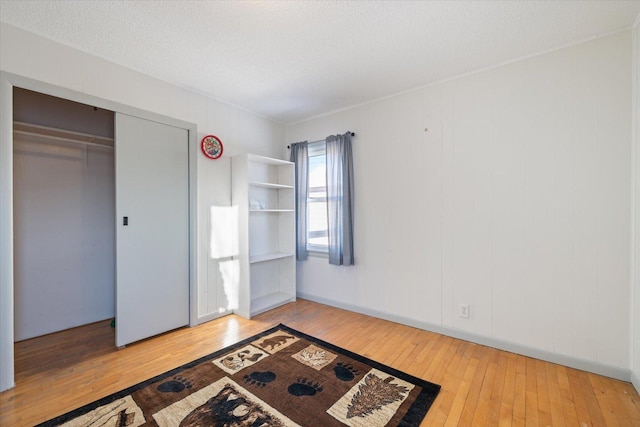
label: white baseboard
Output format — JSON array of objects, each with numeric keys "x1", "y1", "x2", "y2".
[
  {"x1": 631, "y1": 372, "x2": 640, "y2": 395},
  {"x1": 195, "y1": 311, "x2": 227, "y2": 326},
  {"x1": 0, "y1": 379, "x2": 14, "y2": 392},
  {"x1": 297, "y1": 291, "x2": 631, "y2": 382}
]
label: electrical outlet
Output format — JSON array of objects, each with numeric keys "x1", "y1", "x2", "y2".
[{"x1": 459, "y1": 303, "x2": 470, "y2": 318}]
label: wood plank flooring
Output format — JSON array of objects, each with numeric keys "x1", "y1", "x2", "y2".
[{"x1": 2, "y1": 299, "x2": 640, "y2": 426}]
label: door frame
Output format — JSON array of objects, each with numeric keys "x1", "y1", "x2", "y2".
[{"x1": 0, "y1": 72, "x2": 199, "y2": 391}]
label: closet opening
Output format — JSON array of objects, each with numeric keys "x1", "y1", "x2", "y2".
[{"x1": 13, "y1": 87, "x2": 116, "y2": 342}]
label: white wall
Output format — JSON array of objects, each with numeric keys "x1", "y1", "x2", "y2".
[
  {"x1": 0, "y1": 22, "x2": 285, "y2": 390},
  {"x1": 287, "y1": 31, "x2": 632, "y2": 377},
  {"x1": 632, "y1": 15, "x2": 640, "y2": 391}
]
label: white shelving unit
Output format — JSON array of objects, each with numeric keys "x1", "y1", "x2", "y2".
[{"x1": 231, "y1": 153, "x2": 296, "y2": 318}]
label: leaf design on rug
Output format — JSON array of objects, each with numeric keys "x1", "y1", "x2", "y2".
[
  {"x1": 297, "y1": 349, "x2": 330, "y2": 367},
  {"x1": 346, "y1": 374, "x2": 410, "y2": 419}
]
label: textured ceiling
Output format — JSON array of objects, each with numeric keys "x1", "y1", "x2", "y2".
[{"x1": 1, "y1": 1, "x2": 639, "y2": 124}]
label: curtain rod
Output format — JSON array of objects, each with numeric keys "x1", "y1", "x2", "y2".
[{"x1": 287, "y1": 131, "x2": 355, "y2": 149}]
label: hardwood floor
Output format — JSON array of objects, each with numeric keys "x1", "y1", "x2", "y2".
[{"x1": 2, "y1": 299, "x2": 640, "y2": 426}]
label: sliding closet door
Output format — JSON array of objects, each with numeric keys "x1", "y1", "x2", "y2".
[{"x1": 115, "y1": 113, "x2": 189, "y2": 347}]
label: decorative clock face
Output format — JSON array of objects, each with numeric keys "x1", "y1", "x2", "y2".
[{"x1": 201, "y1": 135, "x2": 223, "y2": 159}]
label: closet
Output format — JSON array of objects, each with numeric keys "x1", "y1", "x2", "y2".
[
  {"x1": 1, "y1": 76, "x2": 195, "y2": 391},
  {"x1": 13, "y1": 88, "x2": 116, "y2": 341},
  {"x1": 12, "y1": 88, "x2": 191, "y2": 347}
]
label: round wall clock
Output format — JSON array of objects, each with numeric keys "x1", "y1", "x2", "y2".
[{"x1": 201, "y1": 135, "x2": 223, "y2": 159}]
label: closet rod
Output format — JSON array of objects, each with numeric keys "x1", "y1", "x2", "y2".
[
  {"x1": 13, "y1": 130, "x2": 114, "y2": 150},
  {"x1": 13, "y1": 120, "x2": 114, "y2": 150},
  {"x1": 287, "y1": 131, "x2": 355, "y2": 149}
]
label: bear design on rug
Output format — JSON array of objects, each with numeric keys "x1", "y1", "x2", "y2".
[
  {"x1": 259, "y1": 335, "x2": 295, "y2": 350},
  {"x1": 180, "y1": 383, "x2": 287, "y2": 427}
]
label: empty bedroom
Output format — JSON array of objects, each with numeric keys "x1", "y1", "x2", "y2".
[{"x1": 1, "y1": 1, "x2": 640, "y2": 426}]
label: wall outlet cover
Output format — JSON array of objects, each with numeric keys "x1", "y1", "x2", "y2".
[{"x1": 459, "y1": 303, "x2": 470, "y2": 318}]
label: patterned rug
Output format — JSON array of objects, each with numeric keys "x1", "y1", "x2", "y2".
[{"x1": 39, "y1": 324, "x2": 441, "y2": 426}]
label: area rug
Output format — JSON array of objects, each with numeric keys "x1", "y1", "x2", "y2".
[{"x1": 39, "y1": 324, "x2": 441, "y2": 426}]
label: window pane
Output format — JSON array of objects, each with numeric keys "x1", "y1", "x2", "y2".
[
  {"x1": 309, "y1": 236, "x2": 328, "y2": 246},
  {"x1": 308, "y1": 155, "x2": 325, "y2": 189},
  {"x1": 309, "y1": 187, "x2": 326, "y2": 199},
  {"x1": 308, "y1": 201, "x2": 327, "y2": 232},
  {"x1": 307, "y1": 147, "x2": 328, "y2": 251}
]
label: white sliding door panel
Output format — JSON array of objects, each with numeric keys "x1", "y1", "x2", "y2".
[{"x1": 115, "y1": 113, "x2": 189, "y2": 347}]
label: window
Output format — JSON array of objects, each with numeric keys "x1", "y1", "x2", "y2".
[{"x1": 307, "y1": 141, "x2": 328, "y2": 253}]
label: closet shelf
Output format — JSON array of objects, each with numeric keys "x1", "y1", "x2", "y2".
[{"x1": 14, "y1": 121, "x2": 114, "y2": 149}]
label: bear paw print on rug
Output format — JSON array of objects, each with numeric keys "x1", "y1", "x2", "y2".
[
  {"x1": 156, "y1": 376, "x2": 193, "y2": 393},
  {"x1": 288, "y1": 378, "x2": 323, "y2": 396}
]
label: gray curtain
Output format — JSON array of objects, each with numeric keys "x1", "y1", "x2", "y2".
[
  {"x1": 289, "y1": 141, "x2": 309, "y2": 261},
  {"x1": 326, "y1": 132, "x2": 354, "y2": 266}
]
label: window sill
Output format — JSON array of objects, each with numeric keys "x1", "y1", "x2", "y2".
[{"x1": 307, "y1": 249, "x2": 328, "y2": 259}]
